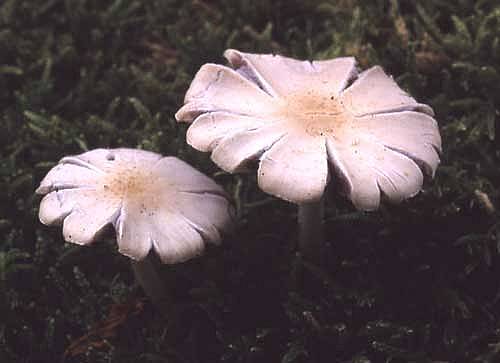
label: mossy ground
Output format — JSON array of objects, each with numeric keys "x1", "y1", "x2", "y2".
[{"x1": 1, "y1": 1, "x2": 500, "y2": 362}]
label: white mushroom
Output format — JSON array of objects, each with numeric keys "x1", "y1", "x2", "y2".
[
  {"x1": 36, "y1": 148, "x2": 234, "y2": 311},
  {"x1": 175, "y1": 49, "x2": 442, "y2": 260}
]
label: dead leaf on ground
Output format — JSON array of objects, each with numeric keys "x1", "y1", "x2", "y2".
[
  {"x1": 64, "y1": 299, "x2": 145, "y2": 358},
  {"x1": 415, "y1": 51, "x2": 450, "y2": 73}
]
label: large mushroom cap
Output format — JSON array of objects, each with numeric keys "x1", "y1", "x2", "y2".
[
  {"x1": 36, "y1": 148, "x2": 234, "y2": 264},
  {"x1": 176, "y1": 49, "x2": 442, "y2": 210}
]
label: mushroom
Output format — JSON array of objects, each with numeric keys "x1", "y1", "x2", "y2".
[
  {"x1": 36, "y1": 148, "x2": 234, "y2": 312},
  {"x1": 175, "y1": 49, "x2": 442, "y2": 262}
]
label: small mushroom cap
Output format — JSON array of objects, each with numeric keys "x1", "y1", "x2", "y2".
[
  {"x1": 176, "y1": 49, "x2": 442, "y2": 210},
  {"x1": 36, "y1": 148, "x2": 234, "y2": 264}
]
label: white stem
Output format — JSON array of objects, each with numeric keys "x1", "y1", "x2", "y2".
[
  {"x1": 130, "y1": 254, "x2": 172, "y2": 316},
  {"x1": 298, "y1": 197, "x2": 325, "y2": 263}
]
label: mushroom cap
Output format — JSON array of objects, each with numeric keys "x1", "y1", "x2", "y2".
[
  {"x1": 36, "y1": 148, "x2": 234, "y2": 264},
  {"x1": 175, "y1": 49, "x2": 442, "y2": 210}
]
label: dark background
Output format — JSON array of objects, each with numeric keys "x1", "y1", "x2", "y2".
[{"x1": 1, "y1": 0, "x2": 499, "y2": 362}]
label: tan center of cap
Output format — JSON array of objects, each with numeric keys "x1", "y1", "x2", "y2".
[
  {"x1": 274, "y1": 91, "x2": 353, "y2": 137},
  {"x1": 103, "y1": 166, "x2": 153, "y2": 200}
]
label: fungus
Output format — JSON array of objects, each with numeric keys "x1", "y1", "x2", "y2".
[
  {"x1": 36, "y1": 148, "x2": 234, "y2": 312},
  {"x1": 175, "y1": 49, "x2": 442, "y2": 261}
]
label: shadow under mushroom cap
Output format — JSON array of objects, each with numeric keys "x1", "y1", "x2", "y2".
[
  {"x1": 176, "y1": 49, "x2": 442, "y2": 210},
  {"x1": 36, "y1": 148, "x2": 234, "y2": 264}
]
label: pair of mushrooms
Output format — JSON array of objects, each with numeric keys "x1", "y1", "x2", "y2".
[{"x1": 37, "y1": 49, "x2": 442, "y2": 311}]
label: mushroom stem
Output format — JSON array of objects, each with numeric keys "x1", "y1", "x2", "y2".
[
  {"x1": 298, "y1": 197, "x2": 325, "y2": 263},
  {"x1": 130, "y1": 254, "x2": 173, "y2": 316}
]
